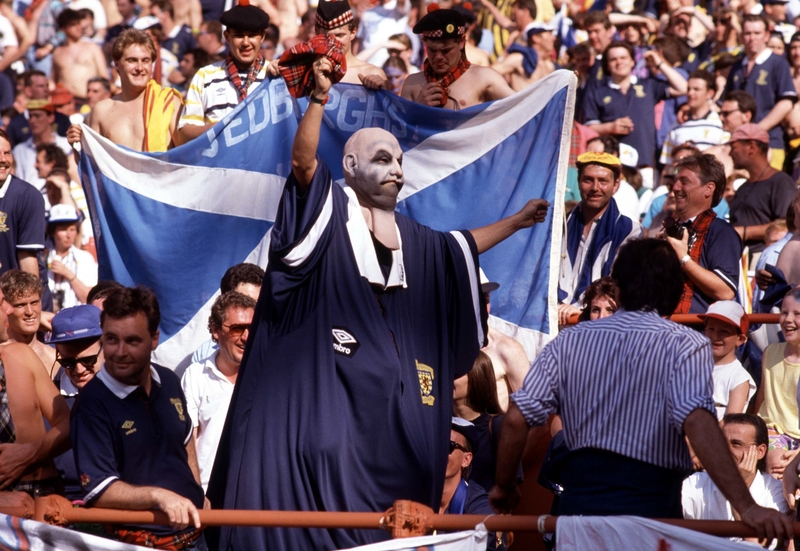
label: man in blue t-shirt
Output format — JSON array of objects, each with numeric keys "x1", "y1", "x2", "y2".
[
  {"x1": 584, "y1": 41, "x2": 688, "y2": 168},
  {"x1": 724, "y1": 14, "x2": 797, "y2": 170},
  {"x1": 71, "y1": 287, "x2": 205, "y2": 549},
  {"x1": 210, "y1": 55, "x2": 550, "y2": 551}
]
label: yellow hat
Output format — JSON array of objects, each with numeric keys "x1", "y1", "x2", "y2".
[{"x1": 576, "y1": 152, "x2": 622, "y2": 167}]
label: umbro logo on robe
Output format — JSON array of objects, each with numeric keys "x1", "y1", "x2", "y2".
[{"x1": 332, "y1": 327, "x2": 360, "y2": 358}]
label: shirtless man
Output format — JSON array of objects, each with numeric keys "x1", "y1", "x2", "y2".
[
  {"x1": 0, "y1": 271, "x2": 55, "y2": 376},
  {"x1": 0, "y1": 287, "x2": 71, "y2": 498},
  {"x1": 67, "y1": 29, "x2": 182, "y2": 152},
  {"x1": 52, "y1": 10, "x2": 107, "y2": 105},
  {"x1": 402, "y1": 7, "x2": 514, "y2": 109},
  {"x1": 479, "y1": 270, "x2": 530, "y2": 411},
  {"x1": 312, "y1": 0, "x2": 385, "y2": 89},
  {"x1": 493, "y1": 22, "x2": 556, "y2": 91}
]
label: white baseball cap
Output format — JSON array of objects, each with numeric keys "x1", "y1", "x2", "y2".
[{"x1": 699, "y1": 300, "x2": 749, "y2": 334}]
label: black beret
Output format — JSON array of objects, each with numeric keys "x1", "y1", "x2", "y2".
[
  {"x1": 220, "y1": 1, "x2": 270, "y2": 32},
  {"x1": 315, "y1": 0, "x2": 355, "y2": 30},
  {"x1": 412, "y1": 6, "x2": 466, "y2": 39}
]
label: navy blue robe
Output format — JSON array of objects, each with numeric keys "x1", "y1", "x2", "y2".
[{"x1": 210, "y1": 160, "x2": 487, "y2": 550}]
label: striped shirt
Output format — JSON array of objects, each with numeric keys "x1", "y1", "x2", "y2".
[
  {"x1": 659, "y1": 110, "x2": 729, "y2": 165},
  {"x1": 178, "y1": 60, "x2": 267, "y2": 129},
  {"x1": 512, "y1": 309, "x2": 715, "y2": 471}
]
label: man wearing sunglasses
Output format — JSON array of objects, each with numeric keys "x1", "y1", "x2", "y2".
[
  {"x1": 46, "y1": 304, "x2": 103, "y2": 502},
  {"x1": 182, "y1": 291, "x2": 256, "y2": 492}
]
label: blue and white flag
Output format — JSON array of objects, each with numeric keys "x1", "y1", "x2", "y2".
[{"x1": 79, "y1": 71, "x2": 576, "y2": 370}]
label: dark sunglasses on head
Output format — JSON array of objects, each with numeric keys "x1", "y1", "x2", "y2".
[
  {"x1": 57, "y1": 353, "x2": 100, "y2": 370},
  {"x1": 449, "y1": 440, "x2": 468, "y2": 454}
]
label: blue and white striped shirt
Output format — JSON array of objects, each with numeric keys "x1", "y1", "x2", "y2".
[{"x1": 512, "y1": 309, "x2": 715, "y2": 471}]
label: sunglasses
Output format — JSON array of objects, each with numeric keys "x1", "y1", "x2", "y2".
[
  {"x1": 222, "y1": 323, "x2": 251, "y2": 338},
  {"x1": 56, "y1": 352, "x2": 100, "y2": 371},
  {"x1": 449, "y1": 440, "x2": 468, "y2": 454}
]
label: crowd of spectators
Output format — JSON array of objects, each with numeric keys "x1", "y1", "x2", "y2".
[{"x1": 3, "y1": 0, "x2": 800, "y2": 546}]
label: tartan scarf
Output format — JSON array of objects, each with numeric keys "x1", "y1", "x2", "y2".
[
  {"x1": 225, "y1": 54, "x2": 266, "y2": 103},
  {"x1": 674, "y1": 209, "x2": 717, "y2": 315},
  {"x1": 110, "y1": 526, "x2": 202, "y2": 550},
  {"x1": 423, "y1": 52, "x2": 471, "y2": 107}
]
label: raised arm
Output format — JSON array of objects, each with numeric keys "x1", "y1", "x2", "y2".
[
  {"x1": 291, "y1": 57, "x2": 333, "y2": 193},
  {"x1": 469, "y1": 198, "x2": 549, "y2": 254}
]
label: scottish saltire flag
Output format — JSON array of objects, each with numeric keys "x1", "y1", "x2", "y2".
[
  {"x1": 0, "y1": 513, "x2": 148, "y2": 550},
  {"x1": 79, "y1": 70, "x2": 576, "y2": 370},
  {"x1": 557, "y1": 516, "x2": 754, "y2": 550},
  {"x1": 345, "y1": 526, "x2": 488, "y2": 550}
]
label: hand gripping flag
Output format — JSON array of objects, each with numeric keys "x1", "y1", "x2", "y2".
[{"x1": 79, "y1": 71, "x2": 576, "y2": 371}]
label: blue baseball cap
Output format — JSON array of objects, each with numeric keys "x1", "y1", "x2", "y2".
[{"x1": 46, "y1": 305, "x2": 102, "y2": 344}]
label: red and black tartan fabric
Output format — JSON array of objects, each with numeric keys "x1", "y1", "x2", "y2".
[
  {"x1": 225, "y1": 53, "x2": 266, "y2": 102},
  {"x1": 422, "y1": 53, "x2": 471, "y2": 107},
  {"x1": 278, "y1": 35, "x2": 347, "y2": 99},
  {"x1": 110, "y1": 526, "x2": 203, "y2": 550}
]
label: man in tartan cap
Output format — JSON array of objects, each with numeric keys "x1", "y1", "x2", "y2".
[
  {"x1": 178, "y1": 0, "x2": 271, "y2": 143},
  {"x1": 402, "y1": 4, "x2": 513, "y2": 109},
  {"x1": 314, "y1": 0, "x2": 386, "y2": 89}
]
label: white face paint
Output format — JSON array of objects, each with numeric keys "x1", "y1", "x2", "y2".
[{"x1": 344, "y1": 128, "x2": 405, "y2": 212}]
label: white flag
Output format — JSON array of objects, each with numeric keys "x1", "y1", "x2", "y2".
[
  {"x1": 342, "y1": 525, "x2": 489, "y2": 550},
  {"x1": 558, "y1": 516, "x2": 756, "y2": 550}
]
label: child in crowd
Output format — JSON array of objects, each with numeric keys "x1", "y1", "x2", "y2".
[
  {"x1": 755, "y1": 289, "x2": 800, "y2": 478},
  {"x1": 699, "y1": 300, "x2": 755, "y2": 421}
]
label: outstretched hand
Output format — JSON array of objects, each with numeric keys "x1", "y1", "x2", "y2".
[{"x1": 515, "y1": 199, "x2": 550, "y2": 228}]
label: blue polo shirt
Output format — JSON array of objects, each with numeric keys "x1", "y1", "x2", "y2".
[
  {"x1": 71, "y1": 365, "x2": 204, "y2": 535},
  {"x1": 162, "y1": 24, "x2": 196, "y2": 61},
  {"x1": 584, "y1": 76, "x2": 670, "y2": 167},
  {"x1": 0, "y1": 175, "x2": 45, "y2": 276},
  {"x1": 688, "y1": 216, "x2": 742, "y2": 314},
  {"x1": 723, "y1": 48, "x2": 797, "y2": 149}
]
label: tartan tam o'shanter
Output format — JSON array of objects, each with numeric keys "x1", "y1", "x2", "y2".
[{"x1": 278, "y1": 34, "x2": 347, "y2": 99}]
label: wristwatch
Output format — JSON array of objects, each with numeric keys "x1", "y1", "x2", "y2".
[{"x1": 680, "y1": 254, "x2": 691, "y2": 267}]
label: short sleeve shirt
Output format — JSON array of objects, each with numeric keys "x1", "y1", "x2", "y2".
[
  {"x1": 0, "y1": 175, "x2": 45, "y2": 276},
  {"x1": 583, "y1": 76, "x2": 669, "y2": 167},
  {"x1": 71, "y1": 365, "x2": 204, "y2": 535},
  {"x1": 690, "y1": 217, "x2": 743, "y2": 314},
  {"x1": 179, "y1": 60, "x2": 268, "y2": 128},
  {"x1": 729, "y1": 171, "x2": 796, "y2": 254},
  {"x1": 724, "y1": 49, "x2": 797, "y2": 149},
  {"x1": 163, "y1": 24, "x2": 196, "y2": 62}
]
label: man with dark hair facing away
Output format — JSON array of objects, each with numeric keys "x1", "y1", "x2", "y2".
[{"x1": 492, "y1": 238, "x2": 793, "y2": 544}]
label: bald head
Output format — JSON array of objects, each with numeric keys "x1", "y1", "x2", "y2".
[{"x1": 343, "y1": 127, "x2": 404, "y2": 211}]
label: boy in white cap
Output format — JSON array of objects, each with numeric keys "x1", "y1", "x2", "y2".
[{"x1": 699, "y1": 300, "x2": 756, "y2": 421}]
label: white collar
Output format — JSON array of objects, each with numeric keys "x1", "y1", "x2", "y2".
[
  {"x1": 608, "y1": 75, "x2": 638, "y2": 90},
  {"x1": 207, "y1": 351, "x2": 236, "y2": 385},
  {"x1": 343, "y1": 186, "x2": 407, "y2": 290},
  {"x1": 0, "y1": 175, "x2": 12, "y2": 199},
  {"x1": 97, "y1": 364, "x2": 161, "y2": 399},
  {"x1": 59, "y1": 371, "x2": 80, "y2": 396},
  {"x1": 747, "y1": 48, "x2": 772, "y2": 65}
]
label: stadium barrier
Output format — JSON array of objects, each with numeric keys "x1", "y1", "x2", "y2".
[{"x1": 0, "y1": 496, "x2": 791, "y2": 540}]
